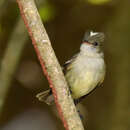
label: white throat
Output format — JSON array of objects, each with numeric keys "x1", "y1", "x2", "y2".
[{"x1": 80, "y1": 43, "x2": 103, "y2": 57}]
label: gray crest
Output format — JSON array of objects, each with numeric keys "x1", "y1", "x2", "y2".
[{"x1": 83, "y1": 31, "x2": 105, "y2": 43}]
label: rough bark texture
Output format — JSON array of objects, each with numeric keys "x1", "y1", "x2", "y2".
[
  {"x1": 0, "y1": 0, "x2": 50, "y2": 118},
  {"x1": 16, "y1": 0, "x2": 84, "y2": 130}
]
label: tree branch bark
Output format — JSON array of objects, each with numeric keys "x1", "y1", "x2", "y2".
[
  {"x1": 16, "y1": 0, "x2": 84, "y2": 130},
  {"x1": 0, "y1": 0, "x2": 49, "y2": 119}
]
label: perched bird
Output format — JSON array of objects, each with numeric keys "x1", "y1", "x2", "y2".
[{"x1": 36, "y1": 31, "x2": 106, "y2": 105}]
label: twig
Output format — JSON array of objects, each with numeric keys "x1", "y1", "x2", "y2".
[{"x1": 16, "y1": 0, "x2": 84, "y2": 130}]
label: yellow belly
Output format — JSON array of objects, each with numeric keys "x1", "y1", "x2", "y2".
[{"x1": 65, "y1": 70, "x2": 104, "y2": 99}]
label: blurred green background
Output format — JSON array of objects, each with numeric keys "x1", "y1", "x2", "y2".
[{"x1": 0, "y1": 0, "x2": 130, "y2": 130}]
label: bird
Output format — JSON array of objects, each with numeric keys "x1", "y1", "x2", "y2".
[{"x1": 36, "y1": 31, "x2": 106, "y2": 105}]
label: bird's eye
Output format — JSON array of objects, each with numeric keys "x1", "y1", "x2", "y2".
[{"x1": 93, "y1": 42, "x2": 98, "y2": 46}]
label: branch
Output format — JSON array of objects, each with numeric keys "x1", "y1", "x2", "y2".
[
  {"x1": 16, "y1": 0, "x2": 84, "y2": 130},
  {"x1": 0, "y1": 0, "x2": 48, "y2": 118}
]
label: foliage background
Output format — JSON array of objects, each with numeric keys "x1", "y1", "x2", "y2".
[{"x1": 0, "y1": 0, "x2": 130, "y2": 130}]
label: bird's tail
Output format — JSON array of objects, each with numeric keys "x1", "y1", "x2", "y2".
[{"x1": 36, "y1": 89, "x2": 54, "y2": 105}]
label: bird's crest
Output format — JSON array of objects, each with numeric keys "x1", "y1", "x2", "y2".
[{"x1": 83, "y1": 31, "x2": 105, "y2": 43}]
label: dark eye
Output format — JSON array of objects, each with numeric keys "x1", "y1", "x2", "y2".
[{"x1": 93, "y1": 42, "x2": 98, "y2": 46}]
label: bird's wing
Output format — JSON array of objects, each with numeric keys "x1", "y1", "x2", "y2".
[{"x1": 62, "y1": 53, "x2": 79, "y2": 74}]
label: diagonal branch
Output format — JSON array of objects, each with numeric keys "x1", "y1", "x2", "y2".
[
  {"x1": 16, "y1": 0, "x2": 84, "y2": 130},
  {"x1": 0, "y1": 0, "x2": 48, "y2": 119}
]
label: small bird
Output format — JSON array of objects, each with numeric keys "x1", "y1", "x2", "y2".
[{"x1": 36, "y1": 31, "x2": 106, "y2": 105}]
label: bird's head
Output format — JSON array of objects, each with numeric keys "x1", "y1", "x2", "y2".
[{"x1": 80, "y1": 31, "x2": 105, "y2": 54}]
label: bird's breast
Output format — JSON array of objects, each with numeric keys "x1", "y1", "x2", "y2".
[{"x1": 65, "y1": 56, "x2": 105, "y2": 99}]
